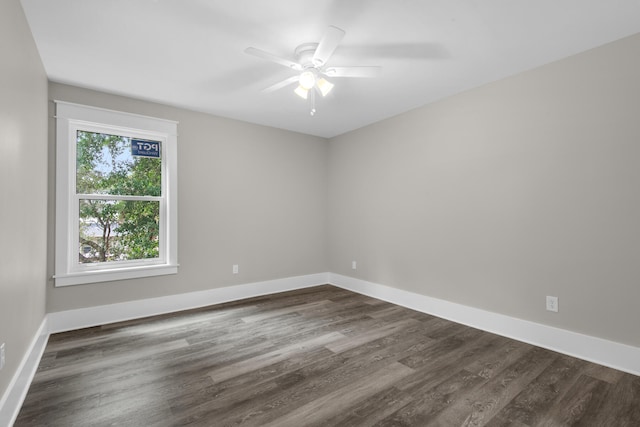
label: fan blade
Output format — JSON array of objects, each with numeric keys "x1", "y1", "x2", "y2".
[
  {"x1": 324, "y1": 66, "x2": 381, "y2": 78},
  {"x1": 262, "y1": 75, "x2": 300, "y2": 93},
  {"x1": 312, "y1": 26, "x2": 345, "y2": 66},
  {"x1": 245, "y1": 47, "x2": 302, "y2": 71}
]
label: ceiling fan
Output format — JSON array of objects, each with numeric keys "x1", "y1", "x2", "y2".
[{"x1": 245, "y1": 26, "x2": 381, "y2": 116}]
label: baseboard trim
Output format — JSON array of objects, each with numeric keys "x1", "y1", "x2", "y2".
[
  {"x1": 48, "y1": 272, "x2": 330, "y2": 334},
  {"x1": 0, "y1": 317, "x2": 49, "y2": 427},
  {"x1": 5, "y1": 271, "x2": 639, "y2": 427},
  {"x1": 3, "y1": 273, "x2": 330, "y2": 426},
  {"x1": 329, "y1": 273, "x2": 640, "y2": 377}
]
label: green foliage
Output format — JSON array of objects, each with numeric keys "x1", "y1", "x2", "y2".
[{"x1": 76, "y1": 131, "x2": 161, "y2": 264}]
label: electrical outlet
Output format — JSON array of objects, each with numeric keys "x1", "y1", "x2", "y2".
[
  {"x1": 546, "y1": 296, "x2": 559, "y2": 312},
  {"x1": 233, "y1": 264, "x2": 239, "y2": 274},
  {"x1": 352, "y1": 261, "x2": 357, "y2": 270},
  {"x1": 0, "y1": 343, "x2": 5, "y2": 370}
]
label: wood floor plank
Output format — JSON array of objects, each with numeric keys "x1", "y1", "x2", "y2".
[
  {"x1": 15, "y1": 284, "x2": 640, "y2": 427},
  {"x1": 325, "y1": 318, "x2": 422, "y2": 353},
  {"x1": 422, "y1": 346, "x2": 558, "y2": 426},
  {"x1": 240, "y1": 299, "x2": 334, "y2": 323},
  {"x1": 186, "y1": 351, "x2": 347, "y2": 425},
  {"x1": 320, "y1": 385, "x2": 414, "y2": 426},
  {"x1": 395, "y1": 333, "x2": 516, "y2": 394},
  {"x1": 485, "y1": 354, "x2": 587, "y2": 426},
  {"x1": 587, "y1": 373, "x2": 640, "y2": 426},
  {"x1": 260, "y1": 362, "x2": 415, "y2": 427},
  {"x1": 375, "y1": 368, "x2": 486, "y2": 426},
  {"x1": 184, "y1": 328, "x2": 439, "y2": 426},
  {"x1": 208, "y1": 331, "x2": 346, "y2": 383},
  {"x1": 397, "y1": 324, "x2": 488, "y2": 372},
  {"x1": 535, "y1": 374, "x2": 611, "y2": 427},
  {"x1": 167, "y1": 346, "x2": 339, "y2": 423}
]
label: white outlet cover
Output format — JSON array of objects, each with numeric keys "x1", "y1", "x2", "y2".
[{"x1": 546, "y1": 296, "x2": 559, "y2": 312}]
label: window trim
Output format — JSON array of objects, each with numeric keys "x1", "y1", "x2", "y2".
[{"x1": 54, "y1": 101, "x2": 178, "y2": 286}]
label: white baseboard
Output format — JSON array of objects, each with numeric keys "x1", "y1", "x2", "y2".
[
  {"x1": 5, "y1": 271, "x2": 639, "y2": 427},
  {"x1": 48, "y1": 272, "x2": 330, "y2": 333},
  {"x1": 0, "y1": 318, "x2": 49, "y2": 427},
  {"x1": 329, "y1": 273, "x2": 640, "y2": 377},
  {"x1": 2, "y1": 273, "x2": 330, "y2": 426}
]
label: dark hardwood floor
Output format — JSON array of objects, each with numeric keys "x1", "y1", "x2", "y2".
[{"x1": 15, "y1": 285, "x2": 640, "y2": 426}]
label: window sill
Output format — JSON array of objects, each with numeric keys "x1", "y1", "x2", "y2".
[{"x1": 54, "y1": 264, "x2": 179, "y2": 287}]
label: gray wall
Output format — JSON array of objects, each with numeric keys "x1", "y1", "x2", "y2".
[
  {"x1": 328, "y1": 33, "x2": 640, "y2": 348},
  {"x1": 47, "y1": 83, "x2": 328, "y2": 312},
  {"x1": 0, "y1": 0, "x2": 48, "y2": 399}
]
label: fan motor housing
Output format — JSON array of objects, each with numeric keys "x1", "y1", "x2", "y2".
[{"x1": 294, "y1": 43, "x2": 319, "y2": 66}]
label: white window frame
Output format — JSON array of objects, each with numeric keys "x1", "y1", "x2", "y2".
[{"x1": 54, "y1": 101, "x2": 178, "y2": 286}]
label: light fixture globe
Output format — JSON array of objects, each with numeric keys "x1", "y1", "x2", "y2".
[
  {"x1": 298, "y1": 70, "x2": 316, "y2": 90},
  {"x1": 294, "y1": 85, "x2": 309, "y2": 99},
  {"x1": 316, "y1": 77, "x2": 334, "y2": 96}
]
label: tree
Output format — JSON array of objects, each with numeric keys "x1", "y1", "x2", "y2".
[{"x1": 76, "y1": 131, "x2": 161, "y2": 263}]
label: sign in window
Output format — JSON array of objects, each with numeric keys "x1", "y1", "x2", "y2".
[{"x1": 131, "y1": 138, "x2": 161, "y2": 158}]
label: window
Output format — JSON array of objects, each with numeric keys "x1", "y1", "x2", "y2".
[{"x1": 55, "y1": 102, "x2": 178, "y2": 286}]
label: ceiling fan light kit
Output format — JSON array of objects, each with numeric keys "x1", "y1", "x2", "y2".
[
  {"x1": 316, "y1": 78, "x2": 334, "y2": 96},
  {"x1": 298, "y1": 70, "x2": 316, "y2": 90},
  {"x1": 294, "y1": 69, "x2": 334, "y2": 100},
  {"x1": 245, "y1": 25, "x2": 381, "y2": 116},
  {"x1": 294, "y1": 85, "x2": 309, "y2": 99}
]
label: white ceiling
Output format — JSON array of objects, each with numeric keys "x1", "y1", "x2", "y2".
[{"x1": 20, "y1": 0, "x2": 640, "y2": 138}]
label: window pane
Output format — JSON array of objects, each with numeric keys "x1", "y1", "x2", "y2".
[
  {"x1": 79, "y1": 199, "x2": 160, "y2": 264},
  {"x1": 76, "y1": 130, "x2": 161, "y2": 196}
]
